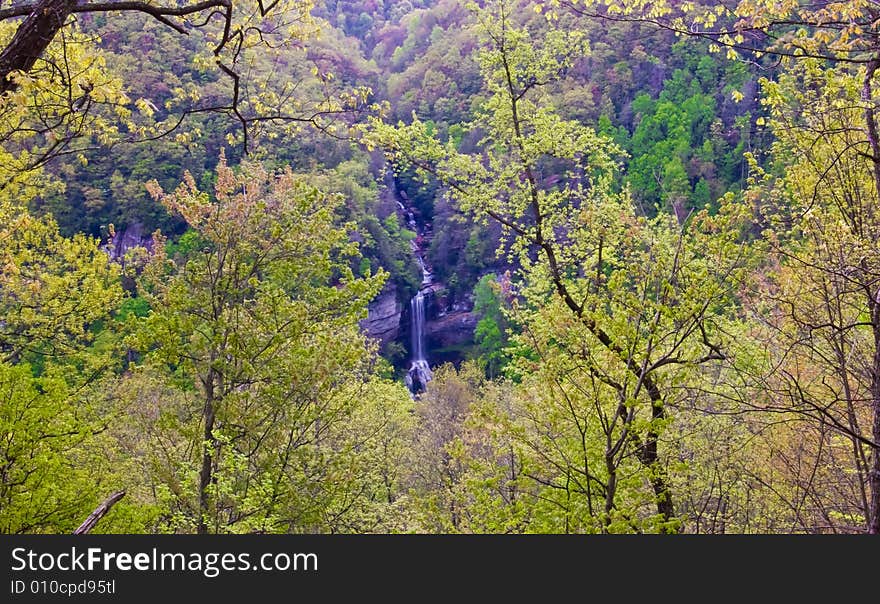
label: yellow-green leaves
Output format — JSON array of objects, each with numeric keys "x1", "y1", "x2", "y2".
[
  {"x1": 0, "y1": 192, "x2": 130, "y2": 534},
  {"x1": 0, "y1": 22, "x2": 137, "y2": 189},
  {"x1": 135, "y1": 154, "x2": 395, "y2": 532},
  {"x1": 364, "y1": 0, "x2": 754, "y2": 532},
  {"x1": 0, "y1": 199, "x2": 122, "y2": 361}
]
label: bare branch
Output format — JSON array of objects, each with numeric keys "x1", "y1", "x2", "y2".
[{"x1": 73, "y1": 490, "x2": 126, "y2": 534}]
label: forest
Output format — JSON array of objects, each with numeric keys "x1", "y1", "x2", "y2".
[{"x1": 0, "y1": 0, "x2": 879, "y2": 534}]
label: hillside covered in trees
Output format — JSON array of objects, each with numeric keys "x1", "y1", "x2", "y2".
[{"x1": 1, "y1": 0, "x2": 879, "y2": 534}]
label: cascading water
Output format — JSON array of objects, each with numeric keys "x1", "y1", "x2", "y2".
[
  {"x1": 386, "y1": 165, "x2": 434, "y2": 394},
  {"x1": 405, "y1": 258, "x2": 433, "y2": 394}
]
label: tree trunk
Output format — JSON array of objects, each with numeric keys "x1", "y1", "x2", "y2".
[
  {"x1": 863, "y1": 57, "x2": 880, "y2": 535},
  {"x1": 0, "y1": 0, "x2": 78, "y2": 94},
  {"x1": 197, "y1": 368, "x2": 217, "y2": 535},
  {"x1": 642, "y1": 379, "x2": 678, "y2": 531},
  {"x1": 869, "y1": 319, "x2": 880, "y2": 534},
  {"x1": 870, "y1": 402, "x2": 880, "y2": 534},
  {"x1": 604, "y1": 450, "x2": 617, "y2": 532}
]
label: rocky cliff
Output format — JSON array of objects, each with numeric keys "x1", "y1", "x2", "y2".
[
  {"x1": 426, "y1": 309, "x2": 478, "y2": 348},
  {"x1": 361, "y1": 282, "x2": 403, "y2": 346}
]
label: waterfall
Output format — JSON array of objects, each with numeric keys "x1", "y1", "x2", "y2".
[
  {"x1": 405, "y1": 258, "x2": 433, "y2": 394},
  {"x1": 387, "y1": 165, "x2": 434, "y2": 394}
]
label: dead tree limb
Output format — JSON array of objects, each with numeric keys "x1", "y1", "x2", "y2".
[{"x1": 73, "y1": 490, "x2": 126, "y2": 535}]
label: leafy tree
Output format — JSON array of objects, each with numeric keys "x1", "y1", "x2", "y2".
[
  {"x1": 735, "y1": 58, "x2": 880, "y2": 533},
  {"x1": 473, "y1": 273, "x2": 509, "y2": 378},
  {"x1": 404, "y1": 362, "x2": 519, "y2": 532},
  {"x1": 0, "y1": 198, "x2": 122, "y2": 362},
  {"x1": 136, "y1": 152, "x2": 387, "y2": 533},
  {"x1": 561, "y1": 0, "x2": 880, "y2": 535},
  {"x1": 366, "y1": 0, "x2": 753, "y2": 531},
  {"x1": 0, "y1": 176, "x2": 146, "y2": 533},
  {"x1": 0, "y1": 0, "x2": 371, "y2": 193}
]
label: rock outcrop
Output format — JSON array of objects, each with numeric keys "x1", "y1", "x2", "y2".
[
  {"x1": 103, "y1": 221, "x2": 152, "y2": 261},
  {"x1": 361, "y1": 283, "x2": 403, "y2": 346},
  {"x1": 426, "y1": 310, "x2": 478, "y2": 349}
]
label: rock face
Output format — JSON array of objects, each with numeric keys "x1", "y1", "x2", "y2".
[
  {"x1": 103, "y1": 221, "x2": 152, "y2": 261},
  {"x1": 397, "y1": 284, "x2": 477, "y2": 367},
  {"x1": 426, "y1": 310, "x2": 478, "y2": 348},
  {"x1": 361, "y1": 283, "x2": 402, "y2": 346}
]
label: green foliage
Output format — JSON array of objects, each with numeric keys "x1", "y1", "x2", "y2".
[
  {"x1": 0, "y1": 363, "x2": 88, "y2": 532},
  {"x1": 366, "y1": 0, "x2": 756, "y2": 532},
  {"x1": 0, "y1": 200, "x2": 123, "y2": 365},
  {"x1": 6, "y1": 0, "x2": 878, "y2": 535},
  {"x1": 116, "y1": 296, "x2": 150, "y2": 322},
  {"x1": 472, "y1": 273, "x2": 509, "y2": 378},
  {"x1": 626, "y1": 63, "x2": 732, "y2": 214},
  {"x1": 403, "y1": 362, "x2": 529, "y2": 532},
  {"x1": 0, "y1": 184, "x2": 150, "y2": 533},
  {"x1": 305, "y1": 158, "x2": 421, "y2": 296},
  {"x1": 128, "y1": 153, "x2": 415, "y2": 532}
]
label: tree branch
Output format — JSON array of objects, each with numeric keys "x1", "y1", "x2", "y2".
[{"x1": 73, "y1": 490, "x2": 126, "y2": 534}]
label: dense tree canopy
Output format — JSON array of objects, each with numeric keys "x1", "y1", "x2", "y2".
[{"x1": 1, "y1": 0, "x2": 880, "y2": 534}]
